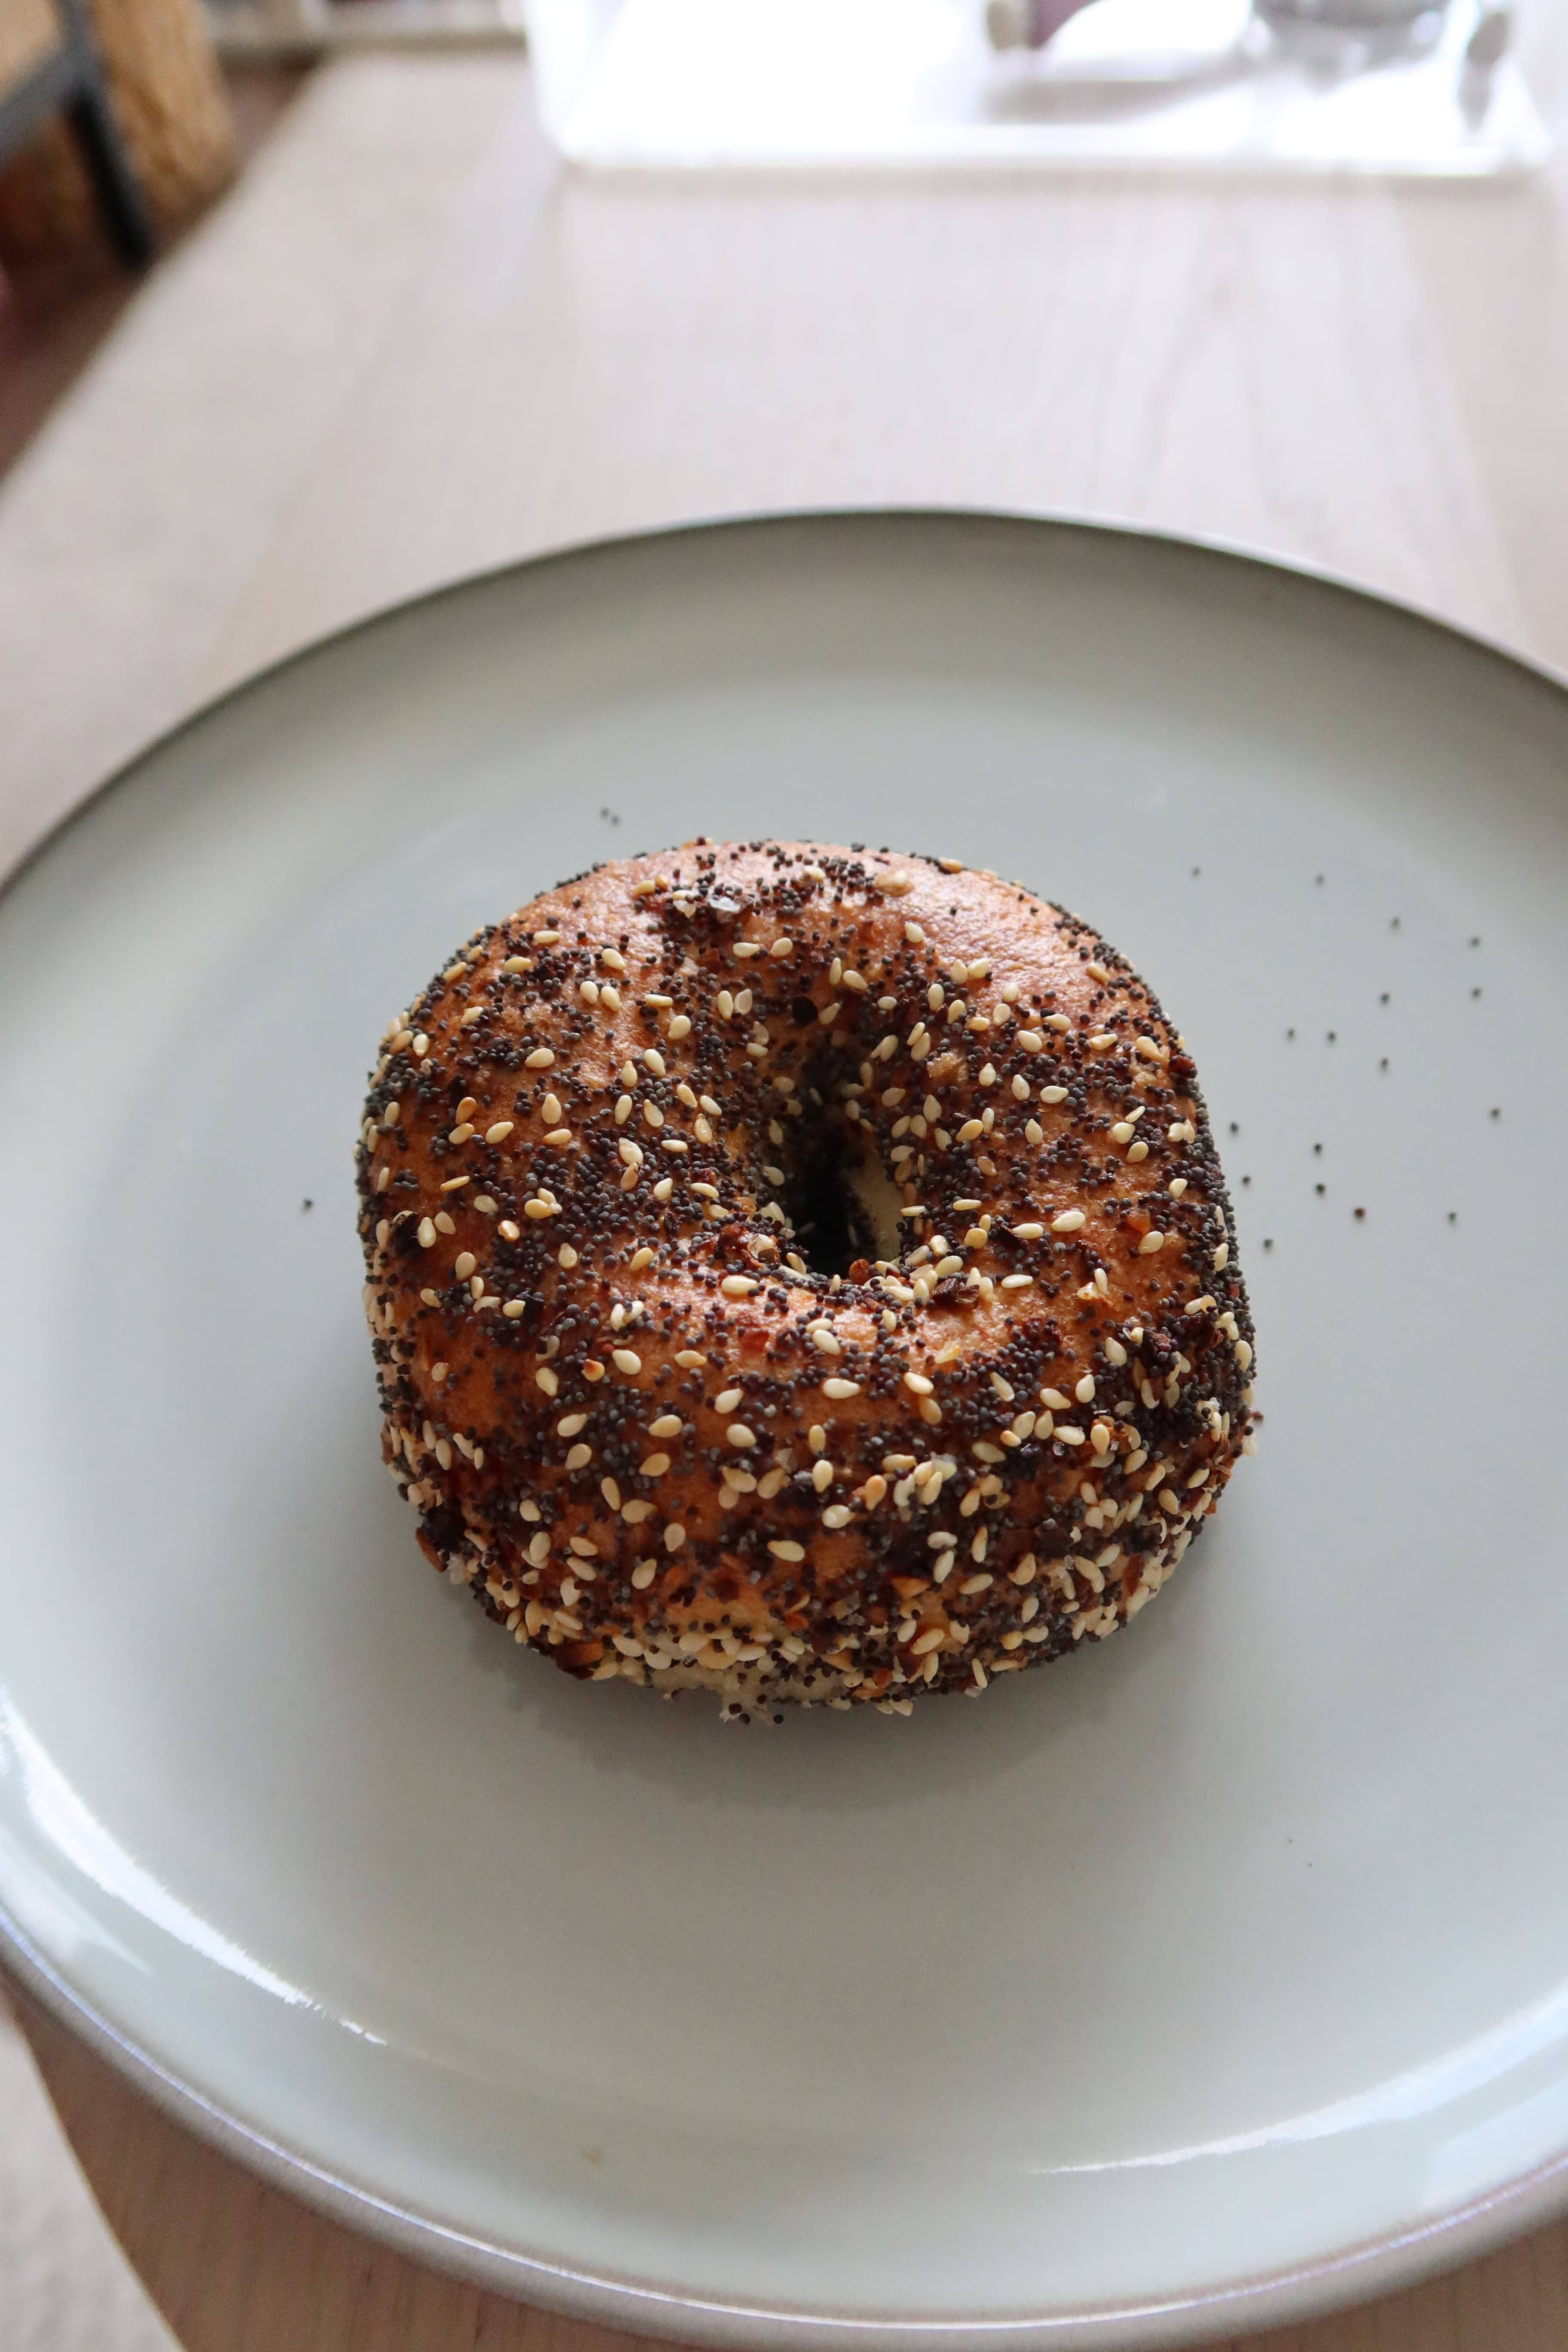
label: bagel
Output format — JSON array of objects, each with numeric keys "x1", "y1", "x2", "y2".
[{"x1": 357, "y1": 841, "x2": 1256, "y2": 1718}]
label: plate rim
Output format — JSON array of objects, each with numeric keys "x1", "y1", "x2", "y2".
[{"x1": 5, "y1": 505, "x2": 1568, "y2": 2346}]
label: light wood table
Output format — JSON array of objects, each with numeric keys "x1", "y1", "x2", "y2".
[{"x1": 5, "y1": 20, "x2": 1568, "y2": 2349}]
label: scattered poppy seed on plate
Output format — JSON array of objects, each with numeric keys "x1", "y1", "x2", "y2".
[
  {"x1": 1315, "y1": 1184, "x2": 1326, "y2": 1195},
  {"x1": 1491, "y1": 1107, "x2": 1502, "y2": 1119},
  {"x1": 1264, "y1": 1238, "x2": 1274, "y2": 1250},
  {"x1": 302, "y1": 1198, "x2": 313, "y2": 1211},
  {"x1": 1471, "y1": 988, "x2": 1482, "y2": 999},
  {"x1": 1380, "y1": 1058, "x2": 1389, "y2": 1071},
  {"x1": 1354, "y1": 1207, "x2": 1366, "y2": 1221}
]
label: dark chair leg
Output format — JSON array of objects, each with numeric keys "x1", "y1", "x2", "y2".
[
  {"x1": 49, "y1": 0, "x2": 155, "y2": 268},
  {"x1": 64, "y1": 83, "x2": 155, "y2": 266}
]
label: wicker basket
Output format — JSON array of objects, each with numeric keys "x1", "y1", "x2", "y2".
[{"x1": 0, "y1": 0, "x2": 236, "y2": 263}]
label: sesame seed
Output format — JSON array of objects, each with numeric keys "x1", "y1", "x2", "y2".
[
  {"x1": 485, "y1": 1121, "x2": 514, "y2": 1145},
  {"x1": 1051, "y1": 1210, "x2": 1086, "y2": 1234},
  {"x1": 822, "y1": 1378, "x2": 861, "y2": 1400},
  {"x1": 999, "y1": 1274, "x2": 1033, "y2": 1290},
  {"x1": 434, "y1": 1211, "x2": 456, "y2": 1234},
  {"x1": 653, "y1": 1177, "x2": 673, "y2": 1201},
  {"x1": 439, "y1": 1176, "x2": 469, "y2": 1194},
  {"x1": 502, "y1": 1300, "x2": 526, "y2": 1318},
  {"x1": 454, "y1": 1251, "x2": 477, "y2": 1280},
  {"x1": 822, "y1": 1506, "x2": 852, "y2": 1530},
  {"x1": 564, "y1": 1444, "x2": 592, "y2": 1470},
  {"x1": 904, "y1": 922, "x2": 926, "y2": 945},
  {"x1": 631, "y1": 1560, "x2": 657, "y2": 1589},
  {"x1": 714, "y1": 1387, "x2": 744, "y2": 1413},
  {"x1": 769, "y1": 1540, "x2": 806, "y2": 1561},
  {"x1": 675, "y1": 1350, "x2": 705, "y2": 1369},
  {"x1": 1075, "y1": 1374, "x2": 1096, "y2": 1403},
  {"x1": 810, "y1": 1326, "x2": 842, "y2": 1355},
  {"x1": 769, "y1": 937, "x2": 794, "y2": 959},
  {"x1": 1138, "y1": 1231, "x2": 1166, "y2": 1255},
  {"x1": 903, "y1": 1372, "x2": 934, "y2": 1396},
  {"x1": 535, "y1": 1367, "x2": 559, "y2": 1395},
  {"x1": 612, "y1": 1348, "x2": 643, "y2": 1375},
  {"x1": 727, "y1": 1424, "x2": 757, "y2": 1448},
  {"x1": 557, "y1": 1412, "x2": 588, "y2": 1436},
  {"x1": 524, "y1": 1048, "x2": 555, "y2": 1069},
  {"x1": 720, "y1": 1275, "x2": 758, "y2": 1297},
  {"x1": 668, "y1": 1014, "x2": 692, "y2": 1040},
  {"x1": 416, "y1": 1217, "x2": 436, "y2": 1248},
  {"x1": 664, "y1": 1524, "x2": 686, "y2": 1551}
]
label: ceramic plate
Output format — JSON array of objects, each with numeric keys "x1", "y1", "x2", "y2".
[{"x1": 3, "y1": 515, "x2": 1568, "y2": 2347}]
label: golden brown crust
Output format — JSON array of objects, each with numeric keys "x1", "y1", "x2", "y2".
[{"x1": 356, "y1": 841, "x2": 1256, "y2": 1717}]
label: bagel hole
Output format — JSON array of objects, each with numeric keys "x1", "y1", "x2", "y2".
[{"x1": 784, "y1": 1129, "x2": 903, "y2": 1276}]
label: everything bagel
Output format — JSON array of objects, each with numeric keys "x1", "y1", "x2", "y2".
[{"x1": 357, "y1": 840, "x2": 1256, "y2": 1717}]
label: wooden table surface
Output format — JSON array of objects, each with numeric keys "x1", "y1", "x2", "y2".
[{"x1": 5, "y1": 18, "x2": 1568, "y2": 2349}]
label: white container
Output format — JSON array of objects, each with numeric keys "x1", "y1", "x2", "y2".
[{"x1": 520, "y1": 0, "x2": 1546, "y2": 173}]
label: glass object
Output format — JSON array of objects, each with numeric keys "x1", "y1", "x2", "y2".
[{"x1": 521, "y1": 0, "x2": 1547, "y2": 174}]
